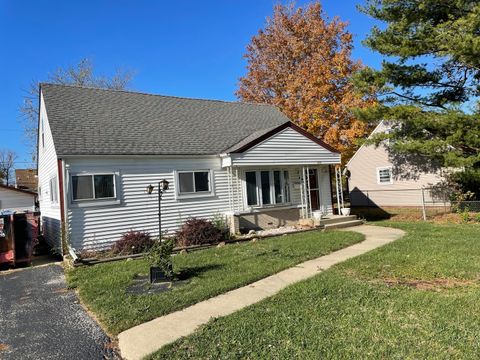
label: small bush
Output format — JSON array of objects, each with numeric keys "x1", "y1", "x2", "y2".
[
  {"x1": 147, "y1": 238, "x2": 174, "y2": 278},
  {"x1": 112, "y1": 230, "x2": 154, "y2": 255},
  {"x1": 176, "y1": 218, "x2": 226, "y2": 247},
  {"x1": 211, "y1": 213, "x2": 231, "y2": 240}
]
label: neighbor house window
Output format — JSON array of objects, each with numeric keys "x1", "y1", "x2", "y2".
[
  {"x1": 377, "y1": 167, "x2": 393, "y2": 185},
  {"x1": 177, "y1": 171, "x2": 211, "y2": 195},
  {"x1": 72, "y1": 174, "x2": 116, "y2": 201},
  {"x1": 245, "y1": 170, "x2": 291, "y2": 207},
  {"x1": 49, "y1": 177, "x2": 58, "y2": 204}
]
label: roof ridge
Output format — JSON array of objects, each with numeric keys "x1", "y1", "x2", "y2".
[{"x1": 39, "y1": 82, "x2": 276, "y2": 108}]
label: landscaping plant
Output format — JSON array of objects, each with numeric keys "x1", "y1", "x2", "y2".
[
  {"x1": 176, "y1": 217, "x2": 226, "y2": 247},
  {"x1": 146, "y1": 238, "x2": 174, "y2": 279},
  {"x1": 111, "y1": 230, "x2": 154, "y2": 255}
]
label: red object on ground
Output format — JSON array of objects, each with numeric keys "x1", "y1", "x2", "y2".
[
  {"x1": 0, "y1": 215, "x2": 15, "y2": 266},
  {"x1": 0, "y1": 212, "x2": 40, "y2": 267}
]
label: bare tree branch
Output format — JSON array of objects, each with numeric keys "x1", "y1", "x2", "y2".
[
  {"x1": 0, "y1": 150, "x2": 18, "y2": 186},
  {"x1": 19, "y1": 58, "x2": 135, "y2": 163}
]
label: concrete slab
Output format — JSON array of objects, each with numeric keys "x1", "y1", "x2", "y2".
[{"x1": 118, "y1": 224, "x2": 405, "y2": 360}]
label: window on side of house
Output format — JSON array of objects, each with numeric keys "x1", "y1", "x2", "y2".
[
  {"x1": 49, "y1": 176, "x2": 58, "y2": 204},
  {"x1": 41, "y1": 117, "x2": 45, "y2": 149},
  {"x1": 377, "y1": 167, "x2": 393, "y2": 185},
  {"x1": 72, "y1": 174, "x2": 116, "y2": 201},
  {"x1": 244, "y1": 170, "x2": 291, "y2": 208},
  {"x1": 177, "y1": 170, "x2": 211, "y2": 195},
  {"x1": 245, "y1": 171, "x2": 258, "y2": 206}
]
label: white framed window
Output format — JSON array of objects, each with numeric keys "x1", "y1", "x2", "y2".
[
  {"x1": 176, "y1": 170, "x2": 212, "y2": 197},
  {"x1": 71, "y1": 174, "x2": 116, "y2": 201},
  {"x1": 41, "y1": 116, "x2": 45, "y2": 149},
  {"x1": 377, "y1": 167, "x2": 393, "y2": 185},
  {"x1": 49, "y1": 176, "x2": 58, "y2": 204},
  {"x1": 244, "y1": 170, "x2": 291, "y2": 207}
]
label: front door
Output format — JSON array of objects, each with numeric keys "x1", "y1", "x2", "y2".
[{"x1": 308, "y1": 169, "x2": 320, "y2": 211}]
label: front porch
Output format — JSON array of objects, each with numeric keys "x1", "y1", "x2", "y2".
[
  {"x1": 219, "y1": 122, "x2": 347, "y2": 234},
  {"x1": 224, "y1": 165, "x2": 339, "y2": 233}
]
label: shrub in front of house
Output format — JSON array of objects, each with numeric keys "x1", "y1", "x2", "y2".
[
  {"x1": 176, "y1": 217, "x2": 226, "y2": 247},
  {"x1": 147, "y1": 238, "x2": 175, "y2": 279},
  {"x1": 111, "y1": 230, "x2": 154, "y2": 255}
]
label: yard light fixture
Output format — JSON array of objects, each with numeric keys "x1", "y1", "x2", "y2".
[
  {"x1": 146, "y1": 184, "x2": 154, "y2": 194},
  {"x1": 147, "y1": 179, "x2": 170, "y2": 239},
  {"x1": 159, "y1": 179, "x2": 169, "y2": 191}
]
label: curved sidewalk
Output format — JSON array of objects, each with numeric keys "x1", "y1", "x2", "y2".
[{"x1": 118, "y1": 225, "x2": 405, "y2": 360}]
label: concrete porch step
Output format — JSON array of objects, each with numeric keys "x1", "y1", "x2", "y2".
[
  {"x1": 324, "y1": 219, "x2": 364, "y2": 230},
  {"x1": 320, "y1": 215, "x2": 357, "y2": 226}
]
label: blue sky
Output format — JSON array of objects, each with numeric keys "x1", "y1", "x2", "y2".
[{"x1": 0, "y1": 0, "x2": 381, "y2": 165}]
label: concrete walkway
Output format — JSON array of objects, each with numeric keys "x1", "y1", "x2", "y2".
[{"x1": 118, "y1": 225, "x2": 405, "y2": 360}]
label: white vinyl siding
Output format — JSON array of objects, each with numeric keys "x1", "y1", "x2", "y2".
[
  {"x1": 229, "y1": 127, "x2": 340, "y2": 166},
  {"x1": 65, "y1": 157, "x2": 230, "y2": 250},
  {"x1": 347, "y1": 121, "x2": 445, "y2": 206},
  {"x1": 37, "y1": 92, "x2": 62, "y2": 251}
]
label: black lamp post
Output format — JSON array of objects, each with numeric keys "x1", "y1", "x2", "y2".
[{"x1": 146, "y1": 179, "x2": 169, "y2": 238}]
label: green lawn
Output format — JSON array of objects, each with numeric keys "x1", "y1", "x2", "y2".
[
  {"x1": 150, "y1": 222, "x2": 480, "y2": 359},
  {"x1": 67, "y1": 230, "x2": 363, "y2": 335}
]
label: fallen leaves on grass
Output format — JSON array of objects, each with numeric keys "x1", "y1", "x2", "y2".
[{"x1": 382, "y1": 278, "x2": 478, "y2": 291}]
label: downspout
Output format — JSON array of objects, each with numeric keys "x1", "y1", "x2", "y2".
[
  {"x1": 58, "y1": 158, "x2": 76, "y2": 261},
  {"x1": 62, "y1": 160, "x2": 77, "y2": 261}
]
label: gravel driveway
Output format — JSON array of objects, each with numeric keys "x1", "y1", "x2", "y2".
[{"x1": 0, "y1": 264, "x2": 117, "y2": 359}]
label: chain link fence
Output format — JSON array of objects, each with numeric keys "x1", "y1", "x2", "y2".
[{"x1": 348, "y1": 187, "x2": 479, "y2": 221}]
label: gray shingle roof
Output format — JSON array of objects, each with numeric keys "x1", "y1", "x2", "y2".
[{"x1": 41, "y1": 83, "x2": 291, "y2": 156}]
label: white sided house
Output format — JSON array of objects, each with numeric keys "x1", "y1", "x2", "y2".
[
  {"x1": 0, "y1": 185, "x2": 37, "y2": 212},
  {"x1": 346, "y1": 121, "x2": 446, "y2": 208},
  {"x1": 38, "y1": 84, "x2": 341, "y2": 251}
]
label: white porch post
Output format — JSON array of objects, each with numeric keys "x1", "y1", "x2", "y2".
[
  {"x1": 301, "y1": 166, "x2": 309, "y2": 219},
  {"x1": 306, "y1": 166, "x2": 312, "y2": 219},
  {"x1": 335, "y1": 166, "x2": 344, "y2": 214},
  {"x1": 227, "y1": 166, "x2": 233, "y2": 212},
  {"x1": 300, "y1": 167, "x2": 305, "y2": 219}
]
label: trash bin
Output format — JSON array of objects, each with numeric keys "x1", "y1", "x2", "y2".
[
  {"x1": 0, "y1": 212, "x2": 40, "y2": 268},
  {"x1": 13, "y1": 213, "x2": 39, "y2": 266},
  {"x1": 0, "y1": 215, "x2": 14, "y2": 266}
]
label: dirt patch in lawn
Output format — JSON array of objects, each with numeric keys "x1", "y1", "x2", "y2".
[{"x1": 382, "y1": 278, "x2": 478, "y2": 291}]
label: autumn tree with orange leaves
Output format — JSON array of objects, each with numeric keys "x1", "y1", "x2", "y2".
[{"x1": 237, "y1": 2, "x2": 375, "y2": 160}]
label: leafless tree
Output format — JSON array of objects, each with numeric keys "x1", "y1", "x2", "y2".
[
  {"x1": 20, "y1": 58, "x2": 134, "y2": 162},
  {"x1": 0, "y1": 150, "x2": 18, "y2": 186}
]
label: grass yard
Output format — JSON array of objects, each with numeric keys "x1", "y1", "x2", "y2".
[
  {"x1": 150, "y1": 222, "x2": 480, "y2": 359},
  {"x1": 66, "y1": 230, "x2": 363, "y2": 335}
]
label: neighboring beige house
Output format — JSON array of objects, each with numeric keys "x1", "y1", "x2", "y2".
[
  {"x1": 346, "y1": 121, "x2": 446, "y2": 207},
  {"x1": 0, "y1": 184, "x2": 37, "y2": 212}
]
